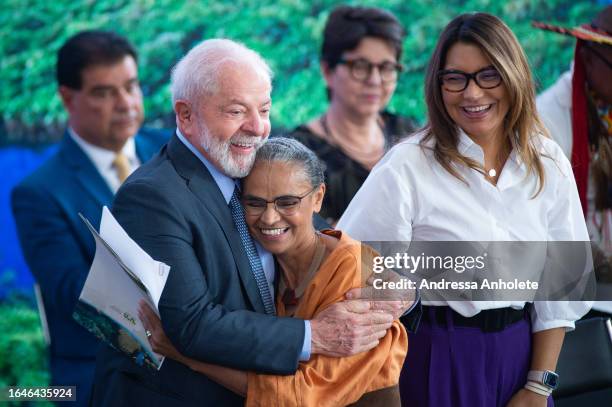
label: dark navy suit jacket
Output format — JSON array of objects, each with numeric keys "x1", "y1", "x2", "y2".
[
  {"x1": 11, "y1": 128, "x2": 168, "y2": 406},
  {"x1": 90, "y1": 134, "x2": 305, "y2": 407}
]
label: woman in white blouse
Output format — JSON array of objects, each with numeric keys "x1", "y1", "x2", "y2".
[{"x1": 338, "y1": 13, "x2": 591, "y2": 407}]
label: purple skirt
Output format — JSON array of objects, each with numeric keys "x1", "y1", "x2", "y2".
[{"x1": 400, "y1": 307, "x2": 554, "y2": 407}]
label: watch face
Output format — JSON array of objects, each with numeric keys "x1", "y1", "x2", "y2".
[{"x1": 544, "y1": 371, "x2": 559, "y2": 389}]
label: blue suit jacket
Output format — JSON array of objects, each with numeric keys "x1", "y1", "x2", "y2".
[{"x1": 11, "y1": 128, "x2": 168, "y2": 404}]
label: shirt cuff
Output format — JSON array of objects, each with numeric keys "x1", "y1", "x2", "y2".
[
  {"x1": 299, "y1": 320, "x2": 311, "y2": 361},
  {"x1": 399, "y1": 288, "x2": 422, "y2": 333},
  {"x1": 531, "y1": 317, "x2": 576, "y2": 333},
  {"x1": 402, "y1": 285, "x2": 420, "y2": 316}
]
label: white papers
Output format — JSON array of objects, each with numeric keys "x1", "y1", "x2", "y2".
[
  {"x1": 73, "y1": 207, "x2": 170, "y2": 370},
  {"x1": 33, "y1": 283, "x2": 50, "y2": 346},
  {"x1": 98, "y1": 207, "x2": 169, "y2": 308}
]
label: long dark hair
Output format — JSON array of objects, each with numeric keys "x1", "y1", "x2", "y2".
[{"x1": 422, "y1": 13, "x2": 548, "y2": 195}]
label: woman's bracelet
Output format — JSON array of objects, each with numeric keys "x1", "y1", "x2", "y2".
[{"x1": 524, "y1": 381, "x2": 552, "y2": 397}]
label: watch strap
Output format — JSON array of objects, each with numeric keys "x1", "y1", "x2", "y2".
[{"x1": 527, "y1": 370, "x2": 559, "y2": 389}]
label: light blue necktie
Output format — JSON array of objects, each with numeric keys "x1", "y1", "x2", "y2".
[{"x1": 229, "y1": 187, "x2": 275, "y2": 315}]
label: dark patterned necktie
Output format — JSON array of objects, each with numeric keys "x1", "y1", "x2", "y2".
[{"x1": 229, "y1": 187, "x2": 275, "y2": 314}]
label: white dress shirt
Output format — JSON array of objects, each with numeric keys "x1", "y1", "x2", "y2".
[
  {"x1": 69, "y1": 128, "x2": 140, "y2": 193},
  {"x1": 338, "y1": 130, "x2": 592, "y2": 332}
]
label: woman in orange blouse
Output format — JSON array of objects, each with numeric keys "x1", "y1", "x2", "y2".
[{"x1": 139, "y1": 137, "x2": 407, "y2": 406}]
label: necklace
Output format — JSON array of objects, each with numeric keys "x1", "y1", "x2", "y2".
[
  {"x1": 484, "y1": 165, "x2": 500, "y2": 184},
  {"x1": 280, "y1": 232, "x2": 326, "y2": 313},
  {"x1": 483, "y1": 140, "x2": 512, "y2": 181},
  {"x1": 320, "y1": 114, "x2": 385, "y2": 170}
]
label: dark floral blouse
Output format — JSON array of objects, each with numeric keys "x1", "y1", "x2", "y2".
[{"x1": 289, "y1": 111, "x2": 416, "y2": 222}]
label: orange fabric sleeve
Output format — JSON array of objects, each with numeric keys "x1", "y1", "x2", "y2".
[{"x1": 246, "y1": 238, "x2": 408, "y2": 407}]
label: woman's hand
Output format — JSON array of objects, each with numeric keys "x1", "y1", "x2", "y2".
[
  {"x1": 138, "y1": 301, "x2": 248, "y2": 395},
  {"x1": 138, "y1": 300, "x2": 185, "y2": 363},
  {"x1": 506, "y1": 388, "x2": 548, "y2": 407}
]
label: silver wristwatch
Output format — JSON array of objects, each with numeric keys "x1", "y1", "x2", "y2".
[{"x1": 527, "y1": 370, "x2": 559, "y2": 390}]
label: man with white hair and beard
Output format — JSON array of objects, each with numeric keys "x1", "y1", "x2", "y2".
[{"x1": 91, "y1": 39, "x2": 411, "y2": 406}]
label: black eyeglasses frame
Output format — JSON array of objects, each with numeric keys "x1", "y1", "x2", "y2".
[
  {"x1": 241, "y1": 185, "x2": 320, "y2": 216},
  {"x1": 337, "y1": 58, "x2": 403, "y2": 83},
  {"x1": 438, "y1": 66, "x2": 503, "y2": 93}
]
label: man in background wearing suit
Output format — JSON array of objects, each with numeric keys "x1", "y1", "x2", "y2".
[
  {"x1": 90, "y1": 39, "x2": 411, "y2": 406},
  {"x1": 11, "y1": 30, "x2": 167, "y2": 406}
]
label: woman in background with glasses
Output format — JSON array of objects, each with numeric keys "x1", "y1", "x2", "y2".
[
  {"x1": 290, "y1": 5, "x2": 415, "y2": 225},
  {"x1": 338, "y1": 13, "x2": 592, "y2": 407},
  {"x1": 139, "y1": 137, "x2": 408, "y2": 406}
]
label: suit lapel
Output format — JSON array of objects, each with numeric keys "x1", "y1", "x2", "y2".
[
  {"x1": 59, "y1": 132, "x2": 114, "y2": 208},
  {"x1": 167, "y1": 134, "x2": 266, "y2": 313}
]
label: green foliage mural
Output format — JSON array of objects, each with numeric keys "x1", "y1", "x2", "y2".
[
  {"x1": 0, "y1": 0, "x2": 600, "y2": 145},
  {"x1": 0, "y1": 299, "x2": 51, "y2": 405},
  {"x1": 0, "y1": 0, "x2": 604, "y2": 390}
]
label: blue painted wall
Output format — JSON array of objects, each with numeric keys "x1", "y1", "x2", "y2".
[{"x1": 1, "y1": 145, "x2": 58, "y2": 296}]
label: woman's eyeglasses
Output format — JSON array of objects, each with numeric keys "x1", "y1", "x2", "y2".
[
  {"x1": 242, "y1": 185, "x2": 319, "y2": 216},
  {"x1": 338, "y1": 58, "x2": 403, "y2": 83},
  {"x1": 438, "y1": 66, "x2": 502, "y2": 92}
]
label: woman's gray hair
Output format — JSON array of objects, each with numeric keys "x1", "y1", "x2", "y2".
[
  {"x1": 170, "y1": 38, "x2": 272, "y2": 105},
  {"x1": 255, "y1": 137, "x2": 325, "y2": 187}
]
